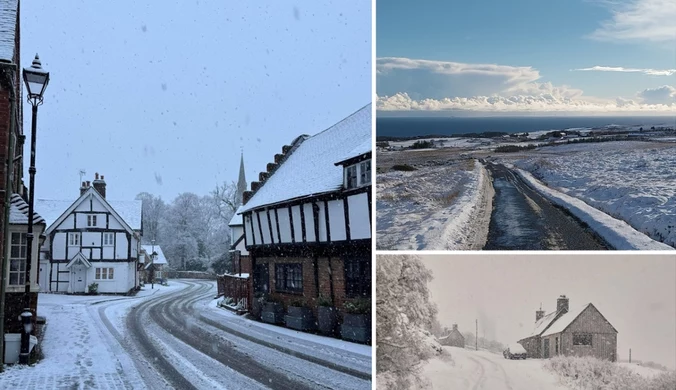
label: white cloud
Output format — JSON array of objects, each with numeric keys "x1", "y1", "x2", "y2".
[
  {"x1": 377, "y1": 92, "x2": 675, "y2": 113},
  {"x1": 590, "y1": 0, "x2": 676, "y2": 43},
  {"x1": 376, "y1": 57, "x2": 541, "y2": 99},
  {"x1": 573, "y1": 66, "x2": 676, "y2": 76},
  {"x1": 376, "y1": 57, "x2": 676, "y2": 113},
  {"x1": 638, "y1": 85, "x2": 676, "y2": 104}
]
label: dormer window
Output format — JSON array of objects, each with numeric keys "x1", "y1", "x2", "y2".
[{"x1": 344, "y1": 158, "x2": 371, "y2": 189}]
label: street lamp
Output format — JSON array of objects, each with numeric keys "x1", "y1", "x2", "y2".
[{"x1": 19, "y1": 54, "x2": 49, "y2": 365}]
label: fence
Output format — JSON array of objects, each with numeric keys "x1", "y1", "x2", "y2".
[
  {"x1": 165, "y1": 270, "x2": 217, "y2": 280},
  {"x1": 217, "y1": 274, "x2": 251, "y2": 313}
]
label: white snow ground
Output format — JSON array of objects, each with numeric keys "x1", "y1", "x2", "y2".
[
  {"x1": 510, "y1": 141, "x2": 676, "y2": 248},
  {"x1": 420, "y1": 347, "x2": 568, "y2": 390},
  {"x1": 376, "y1": 159, "x2": 492, "y2": 250}
]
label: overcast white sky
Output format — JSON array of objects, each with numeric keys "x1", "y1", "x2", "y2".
[
  {"x1": 20, "y1": 1, "x2": 371, "y2": 202},
  {"x1": 421, "y1": 253, "x2": 676, "y2": 369}
]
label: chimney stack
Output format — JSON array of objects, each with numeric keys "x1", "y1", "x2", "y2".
[
  {"x1": 452, "y1": 324, "x2": 458, "y2": 332},
  {"x1": 557, "y1": 295, "x2": 569, "y2": 313},
  {"x1": 536, "y1": 307, "x2": 545, "y2": 321},
  {"x1": 80, "y1": 181, "x2": 88, "y2": 196},
  {"x1": 92, "y1": 173, "x2": 106, "y2": 199}
]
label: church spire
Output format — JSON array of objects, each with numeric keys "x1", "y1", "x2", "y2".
[{"x1": 235, "y1": 151, "x2": 247, "y2": 207}]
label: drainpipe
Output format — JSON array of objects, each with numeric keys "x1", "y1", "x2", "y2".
[{"x1": 0, "y1": 62, "x2": 18, "y2": 372}]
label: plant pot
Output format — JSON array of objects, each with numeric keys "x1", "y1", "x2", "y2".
[
  {"x1": 318, "y1": 306, "x2": 338, "y2": 336},
  {"x1": 261, "y1": 302, "x2": 284, "y2": 324},
  {"x1": 285, "y1": 306, "x2": 316, "y2": 331},
  {"x1": 251, "y1": 297, "x2": 264, "y2": 320},
  {"x1": 341, "y1": 313, "x2": 371, "y2": 344}
]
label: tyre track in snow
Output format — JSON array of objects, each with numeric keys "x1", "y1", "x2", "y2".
[{"x1": 160, "y1": 280, "x2": 370, "y2": 389}]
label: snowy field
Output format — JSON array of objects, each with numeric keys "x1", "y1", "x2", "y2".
[
  {"x1": 376, "y1": 158, "x2": 492, "y2": 250},
  {"x1": 420, "y1": 347, "x2": 567, "y2": 389},
  {"x1": 507, "y1": 141, "x2": 676, "y2": 248}
]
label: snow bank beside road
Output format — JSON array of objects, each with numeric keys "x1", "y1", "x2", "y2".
[
  {"x1": 377, "y1": 159, "x2": 492, "y2": 250},
  {"x1": 515, "y1": 169, "x2": 674, "y2": 250},
  {"x1": 514, "y1": 142, "x2": 676, "y2": 247}
]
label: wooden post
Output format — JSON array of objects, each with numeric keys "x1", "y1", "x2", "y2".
[
  {"x1": 629, "y1": 348, "x2": 631, "y2": 363},
  {"x1": 476, "y1": 319, "x2": 478, "y2": 351}
]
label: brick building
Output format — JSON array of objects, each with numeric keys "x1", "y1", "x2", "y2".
[
  {"x1": 237, "y1": 104, "x2": 371, "y2": 322},
  {"x1": 519, "y1": 295, "x2": 618, "y2": 361}
]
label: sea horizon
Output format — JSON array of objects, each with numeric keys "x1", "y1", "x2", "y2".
[{"x1": 377, "y1": 115, "x2": 676, "y2": 138}]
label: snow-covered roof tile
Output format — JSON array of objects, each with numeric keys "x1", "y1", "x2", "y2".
[
  {"x1": 36, "y1": 198, "x2": 142, "y2": 231},
  {"x1": 241, "y1": 104, "x2": 371, "y2": 212},
  {"x1": 541, "y1": 304, "x2": 591, "y2": 337},
  {"x1": 334, "y1": 138, "x2": 372, "y2": 166},
  {"x1": 228, "y1": 206, "x2": 244, "y2": 226},
  {"x1": 0, "y1": 0, "x2": 18, "y2": 63},
  {"x1": 524, "y1": 310, "x2": 560, "y2": 338},
  {"x1": 141, "y1": 245, "x2": 167, "y2": 265},
  {"x1": 9, "y1": 193, "x2": 45, "y2": 225}
]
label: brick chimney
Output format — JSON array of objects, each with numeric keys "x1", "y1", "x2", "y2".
[
  {"x1": 557, "y1": 295, "x2": 569, "y2": 313},
  {"x1": 80, "y1": 181, "x2": 88, "y2": 196},
  {"x1": 92, "y1": 173, "x2": 106, "y2": 199},
  {"x1": 452, "y1": 324, "x2": 458, "y2": 331}
]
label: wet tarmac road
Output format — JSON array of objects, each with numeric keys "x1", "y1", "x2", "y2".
[{"x1": 483, "y1": 163, "x2": 609, "y2": 250}]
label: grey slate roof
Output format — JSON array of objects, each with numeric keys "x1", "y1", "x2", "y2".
[
  {"x1": 0, "y1": 0, "x2": 18, "y2": 63},
  {"x1": 9, "y1": 193, "x2": 46, "y2": 225}
]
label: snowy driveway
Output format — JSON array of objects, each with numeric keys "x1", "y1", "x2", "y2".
[
  {"x1": 422, "y1": 347, "x2": 568, "y2": 390},
  {"x1": 0, "y1": 280, "x2": 371, "y2": 389}
]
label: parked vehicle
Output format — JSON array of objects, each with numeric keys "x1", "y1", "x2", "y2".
[{"x1": 503, "y1": 343, "x2": 527, "y2": 359}]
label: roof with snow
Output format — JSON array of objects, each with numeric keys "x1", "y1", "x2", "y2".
[
  {"x1": 0, "y1": 0, "x2": 18, "y2": 63},
  {"x1": 524, "y1": 310, "x2": 560, "y2": 338},
  {"x1": 541, "y1": 303, "x2": 593, "y2": 337},
  {"x1": 228, "y1": 206, "x2": 244, "y2": 226},
  {"x1": 334, "y1": 138, "x2": 372, "y2": 166},
  {"x1": 36, "y1": 196, "x2": 142, "y2": 231},
  {"x1": 240, "y1": 104, "x2": 371, "y2": 212},
  {"x1": 141, "y1": 245, "x2": 167, "y2": 265},
  {"x1": 9, "y1": 194, "x2": 45, "y2": 225}
]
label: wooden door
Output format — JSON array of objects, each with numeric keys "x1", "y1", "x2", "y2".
[{"x1": 543, "y1": 339, "x2": 550, "y2": 358}]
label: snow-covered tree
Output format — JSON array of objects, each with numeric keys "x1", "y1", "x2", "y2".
[
  {"x1": 135, "y1": 192, "x2": 166, "y2": 244},
  {"x1": 376, "y1": 255, "x2": 439, "y2": 390}
]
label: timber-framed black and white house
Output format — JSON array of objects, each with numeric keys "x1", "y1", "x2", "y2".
[
  {"x1": 36, "y1": 175, "x2": 143, "y2": 294},
  {"x1": 238, "y1": 104, "x2": 372, "y2": 317}
]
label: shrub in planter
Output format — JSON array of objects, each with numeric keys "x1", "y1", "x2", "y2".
[
  {"x1": 88, "y1": 282, "x2": 99, "y2": 295},
  {"x1": 317, "y1": 295, "x2": 338, "y2": 336},
  {"x1": 251, "y1": 292, "x2": 267, "y2": 320},
  {"x1": 341, "y1": 297, "x2": 371, "y2": 344},
  {"x1": 261, "y1": 296, "x2": 284, "y2": 324},
  {"x1": 285, "y1": 298, "x2": 316, "y2": 331}
]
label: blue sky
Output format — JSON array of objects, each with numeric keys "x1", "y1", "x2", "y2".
[
  {"x1": 20, "y1": 1, "x2": 371, "y2": 201},
  {"x1": 377, "y1": 0, "x2": 676, "y2": 113}
]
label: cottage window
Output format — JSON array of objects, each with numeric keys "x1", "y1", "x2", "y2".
[
  {"x1": 9, "y1": 232, "x2": 27, "y2": 286},
  {"x1": 68, "y1": 232, "x2": 81, "y2": 246},
  {"x1": 346, "y1": 165, "x2": 358, "y2": 189},
  {"x1": 95, "y1": 267, "x2": 114, "y2": 280},
  {"x1": 359, "y1": 160, "x2": 371, "y2": 185},
  {"x1": 103, "y1": 233, "x2": 114, "y2": 246},
  {"x1": 573, "y1": 333, "x2": 592, "y2": 346},
  {"x1": 253, "y1": 263, "x2": 270, "y2": 293},
  {"x1": 344, "y1": 257, "x2": 371, "y2": 298},
  {"x1": 275, "y1": 263, "x2": 303, "y2": 293},
  {"x1": 87, "y1": 215, "x2": 97, "y2": 227}
]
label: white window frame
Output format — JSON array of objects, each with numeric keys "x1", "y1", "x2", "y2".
[
  {"x1": 103, "y1": 232, "x2": 114, "y2": 246},
  {"x1": 344, "y1": 158, "x2": 372, "y2": 189},
  {"x1": 68, "y1": 232, "x2": 81, "y2": 246},
  {"x1": 8, "y1": 232, "x2": 27, "y2": 286},
  {"x1": 87, "y1": 214, "x2": 97, "y2": 227},
  {"x1": 95, "y1": 267, "x2": 114, "y2": 280}
]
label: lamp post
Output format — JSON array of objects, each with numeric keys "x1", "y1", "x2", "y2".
[{"x1": 19, "y1": 54, "x2": 49, "y2": 365}]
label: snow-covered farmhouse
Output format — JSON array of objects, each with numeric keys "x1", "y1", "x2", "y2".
[
  {"x1": 36, "y1": 175, "x2": 143, "y2": 294},
  {"x1": 438, "y1": 324, "x2": 465, "y2": 348},
  {"x1": 140, "y1": 244, "x2": 167, "y2": 282},
  {"x1": 518, "y1": 295, "x2": 618, "y2": 361},
  {"x1": 237, "y1": 104, "x2": 372, "y2": 328}
]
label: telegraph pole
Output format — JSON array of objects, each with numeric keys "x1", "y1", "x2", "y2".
[{"x1": 475, "y1": 319, "x2": 478, "y2": 351}]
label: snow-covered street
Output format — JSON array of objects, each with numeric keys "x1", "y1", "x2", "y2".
[
  {"x1": 421, "y1": 347, "x2": 567, "y2": 390},
  {"x1": 0, "y1": 280, "x2": 372, "y2": 389}
]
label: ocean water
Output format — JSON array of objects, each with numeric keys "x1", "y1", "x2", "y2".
[{"x1": 376, "y1": 116, "x2": 676, "y2": 137}]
